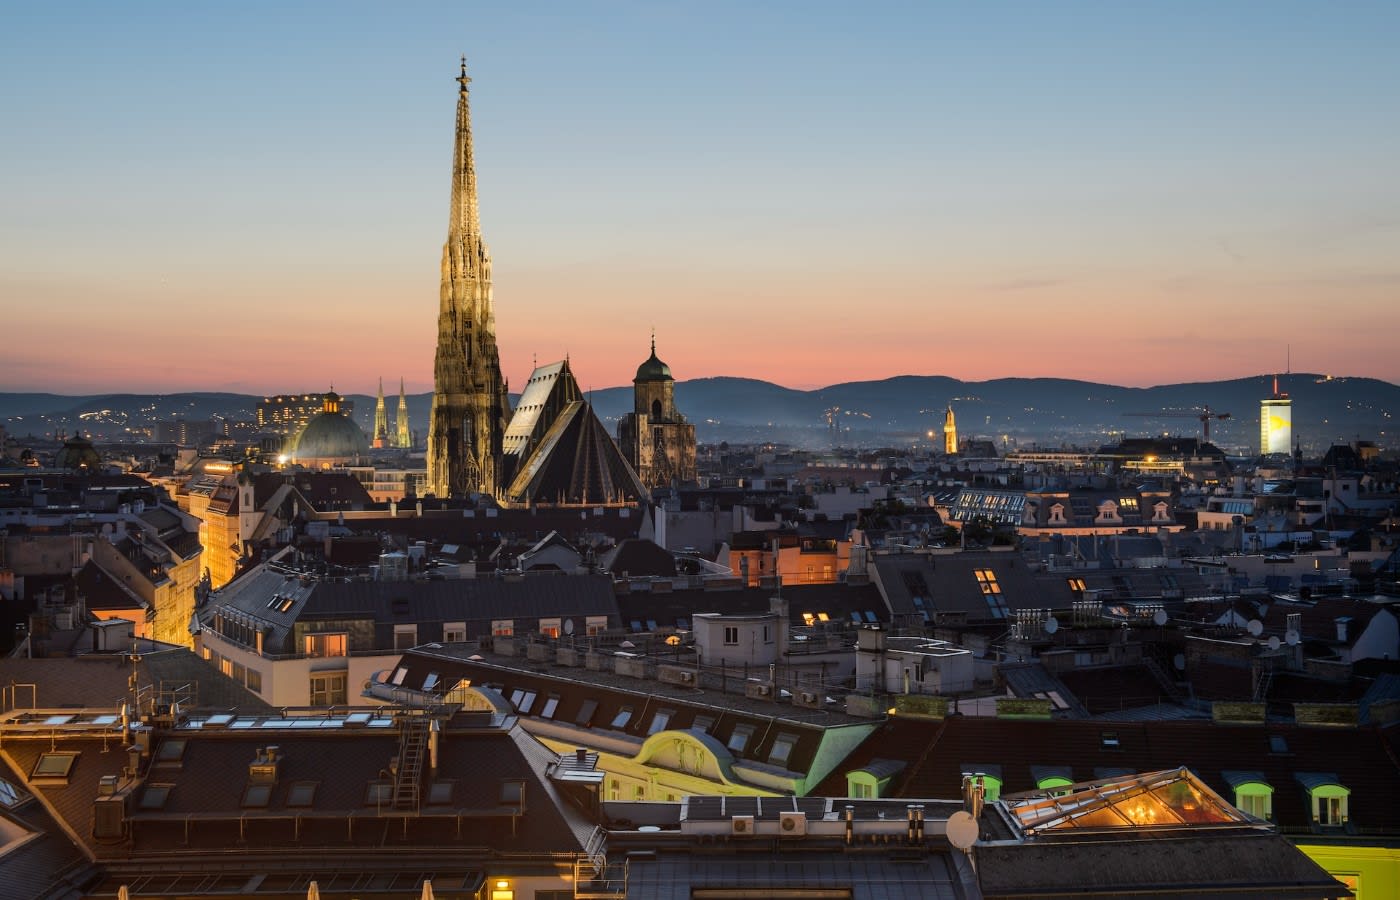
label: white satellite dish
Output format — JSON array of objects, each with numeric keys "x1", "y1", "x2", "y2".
[
  {"x1": 946, "y1": 810, "x2": 979, "y2": 850},
  {"x1": 1267, "y1": 636, "x2": 1281, "y2": 651},
  {"x1": 1285, "y1": 629, "x2": 1300, "y2": 646},
  {"x1": 1152, "y1": 609, "x2": 1168, "y2": 627},
  {"x1": 1246, "y1": 619, "x2": 1264, "y2": 637},
  {"x1": 1172, "y1": 654, "x2": 1186, "y2": 671},
  {"x1": 1044, "y1": 617, "x2": 1060, "y2": 634},
  {"x1": 563, "y1": 619, "x2": 575, "y2": 636}
]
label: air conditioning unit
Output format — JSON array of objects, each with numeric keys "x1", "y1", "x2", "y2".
[
  {"x1": 779, "y1": 812, "x2": 807, "y2": 836},
  {"x1": 731, "y1": 815, "x2": 755, "y2": 835},
  {"x1": 756, "y1": 684, "x2": 772, "y2": 697},
  {"x1": 679, "y1": 670, "x2": 694, "y2": 684},
  {"x1": 800, "y1": 691, "x2": 817, "y2": 704}
]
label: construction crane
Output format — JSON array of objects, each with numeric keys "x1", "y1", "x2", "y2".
[{"x1": 1123, "y1": 405, "x2": 1232, "y2": 441}]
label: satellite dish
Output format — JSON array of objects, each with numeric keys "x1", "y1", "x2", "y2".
[
  {"x1": 1044, "y1": 617, "x2": 1059, "y2": 634},
  {"x1": 563, "y1": 619, "x2": 575, "y2": 636},
  {"x1": 1267, "y1": 636, "x2": 1281, "y2": 651},
  {"x1": 1285, "y1": 630, "x2": 1300, "y2": 646},
  {"x1": 1246, "y1": 619, "x2": 1264, "y2": 637},
  {"x1": 1172, "y1": 654, "x2": 1186, "y2": 671},
  {"x1": 1152, "y1": 609, "x2": 1168, "y2": 627},
  {"x1": 946, "y1": 810, "x2": 979, "y2": 850}
]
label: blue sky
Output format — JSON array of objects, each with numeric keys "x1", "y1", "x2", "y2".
[{"x1": 4, "y1": 2, "x2": 1398, "y2": 393}]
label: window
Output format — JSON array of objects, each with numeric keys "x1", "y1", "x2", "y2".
[
  {"x1": 310, "y1": 672, "x2": 348, "y2": 706},
  {"x1": 692, "y1": 715, "x2": 714, "y2": 734},
  {"x1": 648, "y1": 709, "x2": 674, "y2": 735},
  {"x1": 586, "y1": 616, "x2": 608, "y2": 636},
  {"x1": 769, "y1": 733, "x2": 799, "y2": 767},
  {"x1": 365, "y1": 781, "x2": 393, "y2": 805},
  {"x1": 763, "y1": 625, "x2": 772, "y2": 644},
  {"x1": 242, "y1": 783, "x2": 273, "y2": 807},
  {"x1": 1235, "y1": 789, "x2": 1272, "y2": 820},
  {"x1": 391, "y1": 666, "x2": 408, "y2": 686},
  {"x1": 851, "y1": 780, "x2": 874, "y2": 799},
  {"x1": 286, "y1": 782, "x2": 318, "y2": 807},
  {"x1": 727, "y1": 723, "x2": 755, "y2": 754},
  {"x1": 428, "y1": 781, "x2": 455, "y2": 805},
  {"x1": 1067, "y1": 577, "x2": 1086, "y2": 592},
  {"x1": 0, "y1": 778, "x2": 28, "y2": 809},
  {"x1": 138, "y1": 784, "x2": 172, "y2": 810},
  {"x1": 539, "y1": 618, "x2": 561, "y2": 639},
  {"x1": 393, "y1": 624, "x2": 418, "y2": 651},
  {"x1": 1319, "y1": 795, "x2": 1348, "y2": 826},
  {"x1": 975, "y1": 568, "x2": 1009, "y2": 619},
  {"x1": 246, "y1": 668, "x2": 262, "y2": 693},
  {"x1": 155, "y1": 740, "x2": 187, "y2": 764},
  {"x1": 31, "y1": 752, "x2": 79, "y2": 781},
  {"x1": 422, "y1": 672, "x2": 439, "y2": 691},
  {"x1": 575, "y1": 699, "x2": 598, "y2": 726},
  {"x1": 1100, "y1": 731, "x2": 1120, "y2": 750},
  {"x1": 303, "y1": 632, "x2": 347, "y2": 658},
  {"x1": 723, "y1": 626, "x2": 739, "y2": 646},
  {"x1": 611, "y1": 706, "x2": 634, "y2": 729},
  {"x1": 443, "y1": 621, "x2": 467, "y2": 643},
  {"x1": 540, "y1": 695, "x2": 560, "y2": 719},
  {"x1": 516, "y1": 691, "x2": 537, "y2": 714},
  {"x1": 492, "y1": 619, "x2": 514, "y2": 637}
]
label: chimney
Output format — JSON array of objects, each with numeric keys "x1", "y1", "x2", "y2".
[{"x1": 844, "y1": 805, "x2": 855, "y2": 846}]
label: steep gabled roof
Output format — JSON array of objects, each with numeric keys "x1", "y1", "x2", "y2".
[{"x1": 504, "y1": 401, "x2": 648, "y2": 507}]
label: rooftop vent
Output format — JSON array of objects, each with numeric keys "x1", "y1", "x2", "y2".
[{"x1": 249, "y1": 745, "x2": 281, "y2": 784}]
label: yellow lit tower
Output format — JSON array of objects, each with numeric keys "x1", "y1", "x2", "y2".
[
  {"x1": 395, "y1": 377, "x2": 411, "y2": 449},
  {"x1": 1260, "y1": 375, "x2": 1292, "y2": 456},
  {"x1": 371, "y1": 378, "x2": 389, "y2": 449},
  {"x1": 426, "y1": 59, "x2": 511, "y2": 498},
  {"x1": 943, "y1": 404, "x2": 958, "y2": 455}
]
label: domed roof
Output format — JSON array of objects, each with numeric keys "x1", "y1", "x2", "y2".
[
  {"x1": 293, "y1": 410, "x2": 368, "y2": 461},
  {"x1": 634, "y1": 338, "x2": 673, "y2": 382},
  {"x1": 55, "y1": 432, "x2": 101, "y2": 472}
]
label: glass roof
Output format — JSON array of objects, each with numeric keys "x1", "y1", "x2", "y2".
[{"x1": 1007, "y1": 767, "x2": 1251, "y2": 835}]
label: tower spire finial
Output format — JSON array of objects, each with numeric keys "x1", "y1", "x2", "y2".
[{"x1": 651, "y1": 328, "x2": 656, "y2": 356}]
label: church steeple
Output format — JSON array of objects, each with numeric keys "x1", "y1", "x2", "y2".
[
  {"x1": 396, "y1": 377, "x2": 411, "y2": 449},
  {"x1": 372, "y1": 377, "x2": 389, "y2": 448},
  {"x1": 427, "y1": 58, "x2": 510, "y2": 498}
]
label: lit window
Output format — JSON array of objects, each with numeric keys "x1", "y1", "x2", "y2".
[
  {"x1": 974, "y1": 569, "x2": 1001, "y2": 594},
  {"x1": 303, "y1": 632, "x2": 347, "y2": 658},
  {"x1": 1067, "y1": 577, "x2": 1086, "y2": 592},
  {"x1": 539, "y1": 618, "x2": 561, "y2": 639},
  {"x1": 492, "y1": 619, "x2": 514, "y2": 637}
]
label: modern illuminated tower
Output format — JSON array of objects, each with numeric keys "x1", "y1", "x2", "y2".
[
  {"x1": 426, "y1": 59, "x2": 510, "y2": 498},
  {"x1": 1260, "y1": 375, "x2": 1292, "y2": 456},
  {"x1": 395, "y1": 377, "x2": 411, "y2": 449},
  {"x1": 371, "y1": 378, "x2": 389, "y2": 448}
]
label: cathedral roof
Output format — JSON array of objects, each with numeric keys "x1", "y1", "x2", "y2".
[
  {"x1": 505, "y1": 401, "x2": 649, "y2": 506},
  {"x1": 292, "y1": 410, "x2": 368, "y2": 461},
  {"x1": 54, "y1": 433, "x2": 101, "y2": 471}
]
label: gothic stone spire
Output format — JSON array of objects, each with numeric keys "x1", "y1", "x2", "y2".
[{"x1": 427, "y1": 59, "x2": 511, "y2": 498}]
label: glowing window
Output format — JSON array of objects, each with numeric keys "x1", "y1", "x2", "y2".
[{"x1": 303, "y1": 632, "x2": 347, "y2": 658}]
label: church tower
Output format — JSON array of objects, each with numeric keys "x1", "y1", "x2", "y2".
[
  {"x1": 617, "y1": 336, "x2": 696, "y2": 489},
  {"x1": 426, "y1": 59, "x2": 510, "y2": 498},
  {"x1": 943, "y1": 404, "x2": 958, "y2": 455},
  {"x1": 395, "y1": 377, "x2": 411, "y2": 449},
  {"x1": 372, "y1": 378, "x2": 389, "y2": 448}
]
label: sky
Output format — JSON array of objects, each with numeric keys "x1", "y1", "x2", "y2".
[{"x1": 3, "y1": 2, "x2": 1399, "y2": 396}]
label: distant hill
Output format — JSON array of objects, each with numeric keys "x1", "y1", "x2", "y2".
[{"x1": 4, "y1": 373, "x2": 1396, "y2": 454}]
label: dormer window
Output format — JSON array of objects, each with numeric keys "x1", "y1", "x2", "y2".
[{"x1": 1297, "y1": 773, "x2": 1349, "y2": 828}]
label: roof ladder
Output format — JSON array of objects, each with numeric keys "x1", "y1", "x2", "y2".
[{"x1": 392, "y1": 715, "x2": 429, "y2": 810}]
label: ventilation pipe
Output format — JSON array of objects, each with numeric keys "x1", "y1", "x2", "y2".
[
  {"x1": 428, "y1": 719, "x2": 441, "y2": 775},
  {"x1": 844, "y1": 805, "x2": 855, "y2": 846}
]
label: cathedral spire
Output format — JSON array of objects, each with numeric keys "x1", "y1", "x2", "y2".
[
  {"x1": 372, "y1": 377, "x2": 389, "y2": 447},
  {"x1": 428, "y1": 60, "x2": 510, "y2": 498}
]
